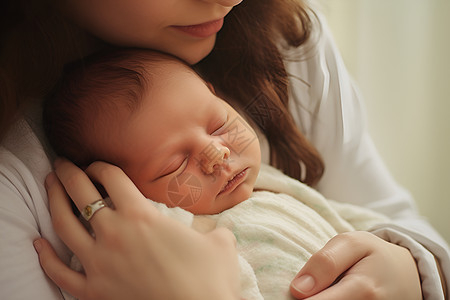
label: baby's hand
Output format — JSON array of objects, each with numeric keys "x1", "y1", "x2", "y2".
[{"x1": 289, "y1": 231, "x2": 422, "y2": 299}]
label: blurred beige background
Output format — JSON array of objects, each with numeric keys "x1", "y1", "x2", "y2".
[{"x1": 320, "y1": 0, "x2": 450, "y2": 243}]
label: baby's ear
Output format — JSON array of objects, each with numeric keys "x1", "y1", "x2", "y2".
[{"x1": 206, "y1": 82, "x2": 216, "y2": 94}]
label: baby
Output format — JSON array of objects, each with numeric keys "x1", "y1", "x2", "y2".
[
  {"x1": 44, "y1": 49, "x2": 261, "y2": 215},
  {"x1": 44, "y1": 49, "x2": 388, "y2": 300}
]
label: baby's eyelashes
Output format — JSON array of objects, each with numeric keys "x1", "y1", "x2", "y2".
[
  {"x1": 210, "y1": 114, "x2": 229, "y2": 136},
  {"x1": 156, "y1": 156, "x2": 189, "y2": 180}
]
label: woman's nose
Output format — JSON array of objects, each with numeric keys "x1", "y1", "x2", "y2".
[
  {"x1": 200, "y1": 143, "x2": 231, "y2": 174},
  {"x1": 201, "y1": 0, "x2": 243, "y2": 7}
]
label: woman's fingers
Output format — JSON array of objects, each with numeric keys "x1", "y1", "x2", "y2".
[
  {"x1": 34, "y1": 238, "x2": 86, "y2": 299},
  {"x1": 290, "y1": 232, "x2": 370, "y2": 298},
  {"x1": 296, "y1": 273, "x2": 374, "y2": 300},
  {"x1": 45, "y1": 171, "x2": 94, "y2": 255},
  {"x1": 53, "y1": 158, "x2": 104, "y2": 213},
  {"x1": 84, "y1": 161, "x2": 150, "y2": 211},
  {"x1": 54, "y1": 159, "x2": 152, "y2": 220},
  {"x1": 53, "y1": 158, "x2": 113, "y2": 229},
  {"x1": 290, "y1": 231, "x2": 422, "y2": 300},
  {"x1": 45, "y1": 159, "x2": 242, "y2": 300}
]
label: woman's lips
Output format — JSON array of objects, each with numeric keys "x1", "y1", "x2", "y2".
[
  {"x1": 171, "y1": 18, "x2": 224, "y2": 38},
  {"x1": 218, "y1": 168, "x2": 248, "y2": 196}
]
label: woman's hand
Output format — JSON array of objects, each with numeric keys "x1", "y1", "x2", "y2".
[
  {"x1": 290, "y1": 231, "x2": 422, "y2": 300},
  {"x1": 34, "y1": 159, "x2": 240, "y2": 300}
]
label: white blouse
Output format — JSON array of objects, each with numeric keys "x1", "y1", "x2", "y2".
[{"x1": 0, "y1": 14, "x2": 448, "y2": 300}]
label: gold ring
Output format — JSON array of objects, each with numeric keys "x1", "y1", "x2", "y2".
[{"x1": 81, "y1": 199, "x2": 108, "y2": 221}]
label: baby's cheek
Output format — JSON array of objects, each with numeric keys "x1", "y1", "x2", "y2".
[
  {"x1": 165, "y1": 173, "x2": 203, "y2": 210},
  {"x1": 137, "y1": 180, "x2": 172, "y2": 207}
]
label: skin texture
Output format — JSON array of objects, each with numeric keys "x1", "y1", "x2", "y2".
[{"x1": 35, "y1": 0, "x2": 424, "y2": 299}]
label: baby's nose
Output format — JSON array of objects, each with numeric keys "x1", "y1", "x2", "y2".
[{"x1": 200, "y1": 143, "x2": 230, "y2": 174}]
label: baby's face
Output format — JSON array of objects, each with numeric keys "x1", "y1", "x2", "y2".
[{"x1": 111, "y1": 61, "x2": 261, "y2": 214}]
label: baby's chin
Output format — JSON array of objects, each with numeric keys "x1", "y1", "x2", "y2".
[{"x1": 222, "y1": 181, "x2": 255, "y2": 210}]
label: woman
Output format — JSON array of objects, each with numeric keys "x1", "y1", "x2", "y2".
[{"x1": 1, "y1": 0, "x2": 448, "y2": 299}]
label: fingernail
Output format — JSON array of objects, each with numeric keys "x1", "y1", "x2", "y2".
[
  {"x1": 292, "y1": 275, "x2": 315, "y2": 293},
  {"x1": 45, "y1": 172, "x2": 56, "y2": 189},
  {"x1": 33, "y1": 240, "x2": 42, "y2": 253}
]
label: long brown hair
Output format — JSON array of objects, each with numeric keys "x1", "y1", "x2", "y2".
[
  {"x1": 197, "y1": 0, "x2": 324, "y2": 185},
  {"x1": 0, "y1": 0, "x2": 92, "y2": 139},
  {"x1": 1, "y1": 0, "x2": 324, "y2": 186}
]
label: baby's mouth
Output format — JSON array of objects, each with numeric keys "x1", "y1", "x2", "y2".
[{"x1": 218, "y1": 168, "x2": 248, "y2": 195}]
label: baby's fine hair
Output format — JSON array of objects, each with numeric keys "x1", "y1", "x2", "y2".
[{"x1": 43, "y1": 49, "x2": 183, "y2": 167}]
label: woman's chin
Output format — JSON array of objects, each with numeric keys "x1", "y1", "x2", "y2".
[{"x1": 178, "y1": 37, "x2": 217, "y2": 65}]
